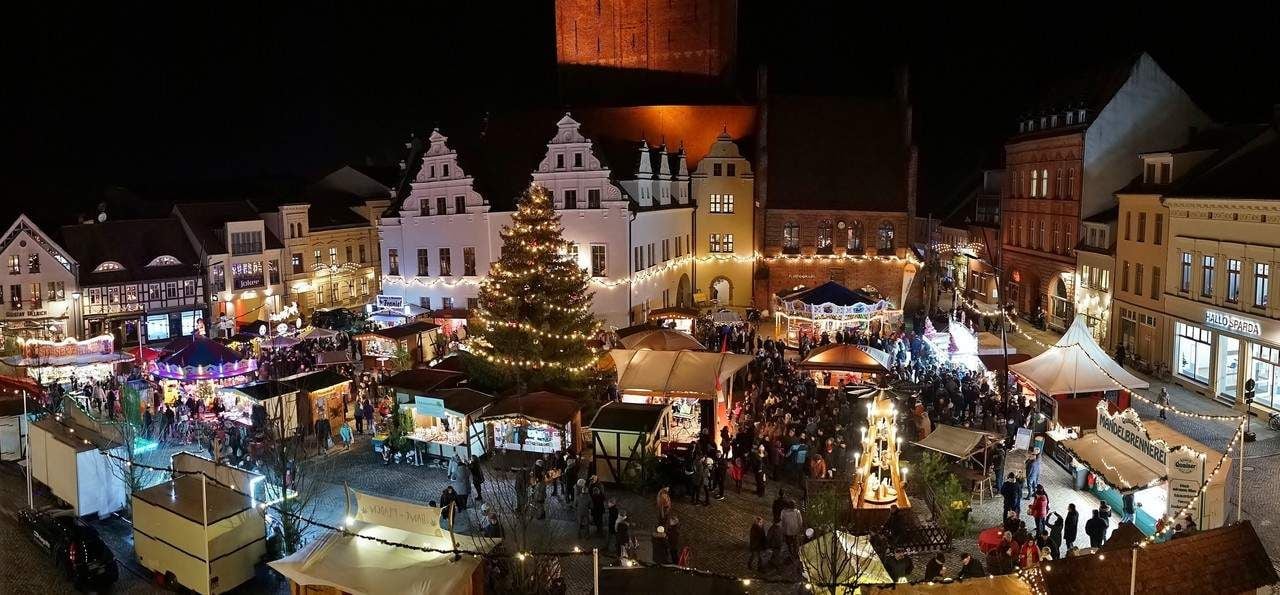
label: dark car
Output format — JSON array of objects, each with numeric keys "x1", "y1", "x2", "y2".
[{"x1": 18, "y1": 507, "x2": 118, "y2": 592}]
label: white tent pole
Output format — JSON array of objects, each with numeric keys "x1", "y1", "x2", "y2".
[
  {"x1": 202, "y1": 471, "x2": 210, "y2": 583},
  {"x1": 1238, "y1": 423, "x2": 1245, "y2": 522},
  {"x1": 23, "y1": 390, "x2": 32, "y2": 509},
  {"x1": 593, "y1": 548, "x2": 600, "y2": 595},
  {"x1": 1129, "y1": 547, "x2": 1137, "y2": 595}
]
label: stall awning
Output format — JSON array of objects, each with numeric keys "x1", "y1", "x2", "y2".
[
  {"x1": 589, "y1": 402, "x2": 669, "y2": 433},
  {"x1": 359, "y1": 321, "x2": 440, "y2": 341},
  {"x1": 608, "y1": 350, "x2": 753, "y2": 399},
  {"x1": 223, "y1": 380, "x2": 296, "y2": 401},
  {"x1": 1, "y1": 351, "x2": 134, "y2": 367},
  {"x1": 913, "y1": 424, "x2": 987, "y2": 460},
  {"x1": 617, "y1": 329, "x2": 704, "y2": 351},
  {"x1": 1010, "y1": 316, "x2": 1148, "y2": 395},
  {"x1": 281, "y1": 368, "x2": 350, "y2": 393},
  {"x1": 647, "y1": 306, "x2": 700, "y2": 321},
  {"x1": 478, "y1": 392, "x2": 582, "y2": 427},
  {"x1": 298, "y1": 326, "x2": 341, "y2": 340},
  {"x1": 796, "y1": 343, "x2": 892, "y2": 373},
  {"x1": 1059, "y1": 432, "x2": 1164, "y2": 491},
  {"x1": 863, "y1": 576, "x2": 1032, "y2": 595},
  {"x1": 269, "y1": 524, "x2": 495, "y2": 595}
]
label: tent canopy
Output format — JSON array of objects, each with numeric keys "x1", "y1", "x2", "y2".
[
  {"x1": 1010, "y1": 316, "x2": 1149, "y2": 395},
  {"x1": 799, "y1": 530, "x2": 894, "y2": 590},
  {"x1": 298, "y1": 326, "x2": 341, "y2": 340},
  {"x1": 1061, "y1": 416, "x2": 1225, "y2": 492},
  {"x1": 269, "y1": 523, "x2": 495, "y2": 595},
  {"x1": 914, "y1": 424, "x2": 988, "y2": 460},
  {"x1": 617, "y1": 329, "x2": 704, "y2": 351},
  {"x1": 797, "y1": 344, "x2": 892, "y2": 373},
  {"x1": 608, "y1": 349, "x2": 753, "y2": 399},
  {"x1": 647, "y1": 306, "x2": 700, "y2": 321}
]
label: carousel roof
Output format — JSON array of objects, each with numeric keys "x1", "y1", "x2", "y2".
[
  {"x1": 160, "y1": 336, "x2": 246, "y2": 368},
  {"x1": 781, "y1": 281, "x2": 878, "y2": 307},
  {"x1": 797, "y1": 343, "x2": 892, "y2": 372},
  {"x1": 617, "y1": 328, "x2": 704, "y2": 351}
]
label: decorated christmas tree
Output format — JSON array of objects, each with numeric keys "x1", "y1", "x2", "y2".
[{"x1": 466, "y1": 186, "x2": 600, "y2": 390}]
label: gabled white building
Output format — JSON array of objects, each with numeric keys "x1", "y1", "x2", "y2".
[
  {"x1": 0, "y1": 215, "x2": 78, "y2": 340},
  {"x1": 379, "y1": 114, "x2": 694, "y2": 327}
]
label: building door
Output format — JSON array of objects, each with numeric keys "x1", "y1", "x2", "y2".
[
  {"x1": 710, "y1": 277, "x2": 732, "y2": 305},
  {"x1": 1217, "y1": 336, "x2": 1241, "y2": 404},
  {"x1": 677, "y1": 274, "x2": 691, "y2": 307},
  {"x1": 1050, "y1": 278, "x2": 1072, "y2": 330}
]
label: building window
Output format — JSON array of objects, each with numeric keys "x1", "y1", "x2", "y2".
[
  {"x1": 556, "y1": 154, "x2": 565, "y2": 169},
  {"x1": 1080, "y1": 264, "x2": 1091, "y2": 288},
  {"x1": 29, "y1": 283, "x2": 41, "y2": 308},
  {"x1": 463, "y1": 247, "x2": 476, "y2": 276},
  {"x1": 709, "y1": 233, "x2": 722, "y2": 253},
  {"x1": 783, "y1": 222, "x2": 800, "y2": 252},
  {"x1": 455, "y1": 196, "x2": 466, "y2": 214},
  {"x1": 291, "y1": 253, "x2": 303, "y2": 274},
  {"x1": 661, "y1": 239, "x2": 670, "y2": 262},
  {"x1": 647, "y1": 243, "x2": 655, "y2": 268},
  {"x1": 439, "y1": 248, "x2": 452, "y2": 276},
  {"x1": 360, "y1": 278, "x2": 369, "y2": 296},
  {"x1": 329, "y1": 282, "x2": 340, "y2": 303},
  {"x1": 345, "y1": 246, "x2": 353, "y2": 263},
  {"x1": 1122, "y1": 261, "x2": 1130, "y2": 292},
  {"x1": 847, "y1": 222, "x2": 864, "y2": 252},
  {"x1": 7, "y1": 255, "x2": 18, "y2": 274},
  {"x1": 633, "y1": 246, "x2": 642, "y2": 272},
  {"x1": 313, "y1": 249, "x2": 322, "y2": 265},
  {"x1": 674, "y1": 236, "x2": 682, "y2": 257},
  {"x1": 359, "y1": 244, "x2": 368, "y2": 263},
  {"x1": 723, "y1": 233, "x2": 734, "y2": 252},
  {"x1": 47, "y1": 281, "x2": 64, "y2": 301},
  {"x1": 167, "y1": 282, "x2": 178, "y2": 299},
  {"x1": 713, "y1": 163, "x2": 722, "y2": 176},
  {"x1": 467, "y1": 297, "x2": 478, "y2": 311},
  {"x1": 211, "y1": 264, "x2": 225, "y2": 290},
  {"x1": 429, "y1": 165, "x2": 436, "y2": 179},
  {"x1": 1250, "y1": 345, "x2": 1280, "y2": 410},
  {"x1": 436, "y1": 196, "x2": 448, "y2": 215},
  {"x1": 1227, "y1": 259, "x2": 1242, "y2": 303},
  {"x1": 1151, "y1": 266, "x2": 1161, "y2": 299},
  {"x1": 420, "y1": 296, "x2": 430, "y2": 310},
  {"x1": 231, "y1": 261, "x2": 264, "y2": 290},
  {"x1": 816, "y1": 220, "x2": 834, "y2": 253},
  {"x1": 443, "y1": 164, "x2": 450, "y2": 177},
  {"x1": 229, "y1": 231, "x2": 263, "y2": 256},
  {"x1": 1039, "y1": 169, "x2": 1048, "y2": 197},
  {"x1": 1181, "y1": 252, "x2": 1192, "y2": 292},
  {"x1": 590, "y1": 245, "x2": 607, "y2": 277},
  {"x1": 877, "y1": 222, "x2": 895, "y2": 251},
  {"x1": 27, "y1": 254, "x2": 39, "y2": 274},
  {"x1": 442, "y1": 297, "x2": 454, "y2": 311},
  {"x1": 1030, "y1": 170, "x2": 1040, "y2": 197},
  {"x1": 416, "y1": 249, "x2": 430, "y2": 276},
  {"x1": 588, "y1": 189, "x2": 601, "y2": 209},
  {"x1": 1135, "y1": 263, "x2": 1144, "y2": 297},
  {"x1": 1202, "y1": 255, "x2": 1216, "y2": 297},
  {"x1": 563, "y1": 190, "x2": 578, "y2": 209},
  {"x1": 8, "y1": 285, "x2": 18, "y2": 310},
  {"x1": 710, "y1": 194, "x2": 735, "y2": 213},
  {"x1": 572, "y1": 152, "x2": 583, "y2": 168},
  {"x1": 329, "y1": 247, "x2": 338, "y2": 265},
  {"x1": 268, "y1": 260, "x2": 280, "y2": 285},
  {"x1": 1175, "y1": 321, "x2": 1212, "y2": 384},
  {"x1": 1137, "y1": 213, "x2": 1146, "y2": 243},
  {"x1": 1154, "y1": 214, "x2": 1163, "y2": 245},
  {"x1": 1124, "y1": 212, "x2": 1131, "y2": 241},
  {"x1": 420, "y1": 199, "x2": 430, "y2": 216},
  {"x1": 1256, "y1": 263, "x2": 1270, "y2": 307},
  {"x1": 388, "y1": 249, "x2": 399, "y2": 276},
  {"x1": 1052, "y1": 221, "x2": 1061, "y2": 253}
]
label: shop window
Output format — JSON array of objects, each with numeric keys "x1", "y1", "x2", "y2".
[
  {"x1": 1250, "y1": 345, "x2": 1280, "y2": 410},
  {"x1": 1175, "y1": 321, "x2": 1212, "y2": 384}
]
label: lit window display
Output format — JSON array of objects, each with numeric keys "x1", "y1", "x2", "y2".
[
  {"x1": 1175, "y1": 322, "x2": 1211, "y2": 384},
  {"x1": 491, "y1": 418, "x2": 566, "y2": 454}
]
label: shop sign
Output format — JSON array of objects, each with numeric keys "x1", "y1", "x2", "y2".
[
  {"x1": 21, "y1": 334, "x2": 115, "y2": 359},
  {"x1": 376, "y1": 294, "x2": 404, "y2": 310},
  {"x1": 412, "y1": 395, "x2": 446, "y2": 418},
  {"x1": 1166, "y1": 447, "x2": 1206, "y2": 525},
  {"x1": 1204, "y1": 309, "x2": 1262, "y2": 336},
  {"x1": 352, "y1": 489, "x2": 443, "y2": 537},
  {"x1": 1097, "y1": 408, "x2": 1166, "y2": 470},
  {"x1": 4, "y1": 309, "x2": 49, "y2": 319}
]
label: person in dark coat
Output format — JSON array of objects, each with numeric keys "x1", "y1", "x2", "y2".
[
  {"x1": 1000, "y1": 473, "x2": 1022, "y2": 517},
  {"x1": 665, "y1": 515, "x2": 682, "y2": 560},
  {"x1": 469, "y1": 457, "x2": 485, "y2": 502},
  {"x1": 1064, "y1": 503, "x2": 1079, "y2": 549},
  {"x1": 955, "y1": 552, "x2": 986, "y2": 579},
  {"x1": 589, "y1": 477, "x2": 606, "y2": 536},
  {"x1": 924, "y1": 553, "x2": 946, "y2": 580},
  {"x1": 886, "y1": 552, "x2": 915, "y2": 582},
  {"x1": 651, "y1": 526, "x2": 671, "y2": 564},
  {"x1": 1047, "y1": 511, "x2": 1065, "y2": 559},
  {"x1": 747, "y1": 516, "x2": 767, "y2": 570},
  {"x1": 1085, "y1": 509, "x2": 1107, "y2": 548}
]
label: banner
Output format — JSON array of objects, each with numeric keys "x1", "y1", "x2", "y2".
[
  {"x1": 1096, "y1": 407, "x2": 1166, "y2": 474},
  {"x1": 413, "y1": 396, "x2": 447, "y2": 418},
  {"x1": 352, "y1": 490, "x2": 443, "y2": 538},
  {"x1": 1166, "y1": 446, "x2": 1206, "y2": 528}
]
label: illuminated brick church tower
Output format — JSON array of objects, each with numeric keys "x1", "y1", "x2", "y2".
[{"x1": 555, "y1": 0, "x2": 738, "y2": 79}]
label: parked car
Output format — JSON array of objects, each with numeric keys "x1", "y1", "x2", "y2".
[{"x1": 18, "y1": 507, "x2": 118, "y2": 591}]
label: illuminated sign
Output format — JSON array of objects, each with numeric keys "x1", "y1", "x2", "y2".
[
  {"x1": 1204, "y1": 310, "x2": 1262, "y2": 336},
  {"x1": 1098, "y1": 409, "x2": 1166, "y2": 467},
  {"x1": 376, "y1": 295, "x2": 404, "y2": 310}
]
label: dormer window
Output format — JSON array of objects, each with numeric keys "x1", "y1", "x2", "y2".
[
  {"x1": 93, "y1": 261, "x2": 125, "y2": 273},
  {"x1": 442, "y1": 164, "x2": 450, "y2": 177},
  {"x1": 1143, "y1": 157, "x2": 1173, "y2": 184},
  {"x1": 574, "y1": 152, "x2": 583, "y2": 168},
  {"x1": 146, "y1": 255, "x2": 182, "y2": 267},
  {"x1": 556, "y1": 154, "x2": 565, "y2": 169}
]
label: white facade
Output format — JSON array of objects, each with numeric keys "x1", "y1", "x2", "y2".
[
  {"x1": 0, "y1": 215, "x2": 78, "y2": 339},
  {"x1": 379, "y1": 115, "x2": 694, "y2": 327}
]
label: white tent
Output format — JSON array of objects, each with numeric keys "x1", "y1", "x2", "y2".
[
  {"x1": 607, "y1": 349, "x2": 754, "y2": 398},
  {"x1": 1010, "y1": 316, "x2": 1149, "y2": 395}
]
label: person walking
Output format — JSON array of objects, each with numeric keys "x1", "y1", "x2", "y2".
[
  {"x1": 362, "y1": 399, "x2": 375, "y2": 433},
  {"x1": 656, "y1": 486, "x2": 672, "y2": 524},
  {"x1": 780, "y1": 502, "x2": 803, "y2": 559},
  {"x1": 651, "y1": 526, "x2": 671, "y2": 565},
  {"x1": 1024, "y1": 451, "x2": 1042, "y2": 498},
  {"x1": 575, "y1": 479, "x2": 591, "y2": 538},
  {"x1": 1158, "y1": 387, "x2": 1170, "y2": 420},
  {"x1": 1064, "y1": 503, "x2": 1079, "y2": 550},
  {"x1": 469, "y1": 456, "x2": 485, "y2": 502},
  {"x1": 692, "y1": 455, "x2": 709, "y2": 505},
  {"x1": 665, "y1": 515, "x2": 682, "y2": 561},
  {"x1": 589, "y1": 477, "x2": 606, "y2": 536},
  {"x1": 1029, "y1": 485, "x2": 1050, "y2": 535},
  {"x1": 563, "y1": 450, "x2": 579, "y2": 503},
  {"x1": 1000, "y1": 473, "x2": 1022, "y2": 517},
  {"x1": 1085, "y1": 509, "x2": 1107, "y2": 548},
  {"x1": 354, "y1": 401, "x2": 365, "y2": 434},
  {"x1": 454, "y1": 459, "x2": 471, "y2": 510},
  {"x1": 747, "y1": 516, "x2": 767, "y2": 571},
  {"x1": 730, "y1": 456, "x2": 745, "y2": 493}
]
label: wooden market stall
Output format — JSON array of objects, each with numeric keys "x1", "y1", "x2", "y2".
[
  {"x1": 171, "y1": 452, "x2": 267, "y2": 504},
  {"x1": 27, "y1": 414, "x2": 128, "y2": 517},
  {"x1": 645, "y1": 306, "x2": 700, "y2": 333},
  {"x1": 405, "y1": 388, "x2": 496, "y2": 461},
  {"x1": 282, "y1": 368, "x2": 353, "y2": 439},
  {"x1": 355, "y1": 321, "x2": 443, "y2": 367},
  {"x1": 797, "y1": 343, "x2": 894, "y2": 387},
  {"x1": 0, "y1": 393, "x2": 39, "y2": 461},
  {"x1": 132, "y1": 474, "x2": 267, "y2": 595},
  {"x1": 0, "y1": 334, "x2": 134, "y2": 386},
  {"x1": 478, "y1": 392, "x2": 584, "y2": 454},
  {"x1": 606, "y1": 349, "x2": 753, "y2": 443},
  {"x1": 589, "y1": 402, "x2": 671, "y2": 484},
  {"x1": 219, "y1": 380, "x2": 301, "y2": 438}
]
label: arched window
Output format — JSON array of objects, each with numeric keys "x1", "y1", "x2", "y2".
[
  {"x1": 146, "y1": 255, "x2": 182, "y2": 267},
  {"x1": 816, "y1": 220, "x2": 834, "y2": 253},
  {"x1": 1030, "y1": 170, "x2": 1040, "y2": 197},
  {"x1": 783, "y1": 222, "x2": 800, "y2": 253},
  {"x1": 877, "y1": 222, "x2": 895, "y2": 251},
  {"x1": 93, "y1": 261, "x2": 125, "y2": 273},
  {"x1": 847, "y1": 221, "x2": 864, "y2": 252}
]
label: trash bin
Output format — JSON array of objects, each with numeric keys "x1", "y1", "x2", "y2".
[{"x1": 1072, "y1": 464, "x2": 1089, "y2": 491}]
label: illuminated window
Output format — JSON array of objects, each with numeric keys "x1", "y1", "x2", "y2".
[
  {"x1": 27, "y1": 254, "x2": 39, "y2": 273},
  {"x1": 1202, "y1": 255, "x2": 1216, "y2": 297},
  {"x1": 1256, "y1": 263, "x2": 1270, "y2": 307},
  {"x1": 709, "y1": 233, "x2": 722, "y2": 253},
  {"x1": 93, "y1": 261, "x2": 125, "y2": 273},
  {"x1": 7, "y1": 255, "x2": 18, "y2": 274},
  {"x1": 723, "y1": 233, "x2": 734, "y2": 252},
  {"x1": 464, "y1": 247, "x2": 477, "y2": 276},
  {"x1": 878, "y1": 222, "x2": 895, "y2": 251},
  {"x1": 387, "y1": 249, "x2": 399, "y2": 276},
  {"x1": 417, "y1": 249, "x2": 429, "y2": 276},
  {"x1": 847, "y1": 221, "x2": 863, "y2": 251},
  {"x1": 439, "y1": 248, "x2": 452, "y2": 276},
  {"x1": 816, "y1": 220, "x2": 834, "y2": 253},
  {"x1": 1180, "y1": 252, "x2": 1192, "y2": 292},
  {"x1": 146, "y1": 255, "x2": 181, "y2": 267},
  {"x1": 329, "y1": 247, "x2": 338, "y2": 265},
  {"x1": 591, "y1": 245, "x2": 607, "y2": 277},
  {"x1": 783, "y1": 222, "x2": 800, "y2": 252},
  {"x1": 291, "y1": 253, "x2": 303, "y2": 274}
]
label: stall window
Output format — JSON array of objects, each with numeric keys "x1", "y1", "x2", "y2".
[
  {"x1": 1175, "y1": 321, "x2": 1212, "y2": 384},
  {"x1": 1250, "y1": 344, "x2": 1280, "y2": 409}
]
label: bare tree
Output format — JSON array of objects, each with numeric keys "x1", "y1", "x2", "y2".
[
  {"x1": 459, "y1": 459, "x2": 568, "y2": 595},
  {"x1": 103, "y1": 418, "x2": 163, "y2": 515},
  {"x1": 802, "y1": 488, "x2": 881, "y2": 594}
]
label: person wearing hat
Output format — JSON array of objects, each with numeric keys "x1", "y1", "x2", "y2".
[
  {"x1": 575, "y1": 478, "x2": 591, "y2": 538},
  {"x1": 651, "y1": 525, "x2": 671, "y2": 565},
  {"x1": 1024, "y1": 450, "x2": 1042, "y2": 498}
]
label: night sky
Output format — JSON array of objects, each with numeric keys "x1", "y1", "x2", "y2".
[{"x1": 8, "y1": 4, "x2": 1280, "y2": 227}]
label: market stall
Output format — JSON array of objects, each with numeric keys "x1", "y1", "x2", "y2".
[
  {"x1": 478, "y1": 392, "x2": 583, "y2": 454},
  {"x1": 589, "y1": 402, "x2": 671, "y2": 484},
  {"x1": 862, "y1": 576, "x2": 1032, "y2": 595},
  {"x1": 297, "y1": 325, "x2": 341, "y2": 341},
  {"x1": 282, "y1": 368, "x2": 353, "y2": 439},
  {"x1": 773, "y1": 281, "x2": 901, "y2": 348},
  {"x1": 152, "y1": 336, "x2": 259, "y2": 406},
  {"x1": 132, "y1": 474, "x2": 267, "y2": 595},
  {"x1": 0, "y1": 397, "x2": 31, "y2": 461},
  {"x1": 797, "y1": 343, "x2": 894, "y2": 387},
  {"x1": 799, "y1": 530, "x2": 894, "y2": 590},
  {"x1": 607, "y1": 349, "x2": 753, "y2": 442},
  {"x1": 404, "y1": 388, "x2": 495, "y2": 461},
  {"x1": 646, "y1": 306, "x2": 700, "y2": 333},
  {"x1": 1010, "y1": 316, "x2": 1145, "y2": 430},
  {"x1": 171, "y1": 451, "x2": 267, "y2": 503},
  {"x1": 219, "y1": 380, "x2": 300, "y2": 437},
  {"x1": 27, "y1": 414, "x2": 128, "y2": 517},
  {"x1": 1058, "y1": 403, "x2": 1229, "y2": 535},
  {"x1": 1, "y1": 334, "x2": 133, "y2": 386},
  {"x1": 270, "y1": 488, "x2": 496, "y2": 595},
  {"x1": 913, "y1": 423, "x2": 998, "y2": 476},
  {"x1": 616, "y1": 328, "x2": 704, "y2": 351},
  {"x1": 355, "y1": 321, "x2": 443, "y2": 367}
]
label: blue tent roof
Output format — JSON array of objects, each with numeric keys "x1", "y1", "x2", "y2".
[
  {"x1": 160, "y1": 336, "x2": 246, "y2": 368},
  {"x1": 780, "y1": 281, "x2": 876, "y2": 307}
]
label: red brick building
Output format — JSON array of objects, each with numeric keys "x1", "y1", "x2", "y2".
[{"x1": 554, "y1": 0, "x2": 738, "y2": 77}]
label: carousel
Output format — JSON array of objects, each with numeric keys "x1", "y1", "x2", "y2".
[
  {"x1": 851, "y1": 394, "x2": 910, "y2": 510},
  {"x1": 773, "y1": 281, "x2": 901, "y2": 348},
  {"x1": 150, "y1": 335, "x2": 258, "y2": 406}
]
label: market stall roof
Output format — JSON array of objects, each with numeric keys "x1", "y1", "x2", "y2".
[
  {"x1": 599, "y1": 567, "x2": 747, "y2": 594},
  {"x1": 133, "y1": 474, "x2": 253, "y2": 525},
  {"x1": 978, "y1": 352, "x2": 1031, "y2": 370},
  {"x1": 1010, "y1": 316, "x2": 1148, "y2": 395},
  {"x1": 31, "y1": 416, "x2": 118, "y2": 452},
  {"x1": 383, "y1": 368, "x2": 464, "y2": 394},
  {"x1": 862, "y1": 576, "x2": 1032, "y2": 595},
  {"x1": 261, "y1": 335, "x2": 300, "y2": 349},
  {"x1": 589, "y1": 402, "x2": 669, "y2": 433},
  {"x1": 1032, "y1": 521, "x2": 1277, "y2": 595},
  {"x1": 0, "y1": 351, "x2": 134, "y2": 368},
  {"x1": 225, "y1": 380, "x2": 295, "y2": 401},
  {"x1": 1061, "y1": 417, "x2": 1226, "y2": 492},
  {"x1": 125, "y1": 346, "x2": 165, "y2": 364},
  {"x1": 646, "y1": 306, "x2": 700, "y2": 320},
  {"x1": 781, "y1": 281, "x2": 878, "y2": 306},
  {"x1": 710, "y1": 309, "x2": 741, "y2": 324},
  {"x1": 478, "y1": 392, "x2": 582, "y2": 427},
  {"x1": 0, "y1": 394, "x2": 42, "y2": 416},
  {"x1": 914, "y1": 424, "x2": 987, "y2": 460},
  {"x1": 432, "y1": 388, "x2": 496, "y2": 417},
  {"x1": 269, "y1": 523, "x2": 495, "y2": 595},
  {"x1": 315, "y1": 350, "x2": 355, "y2": 366},
  {"x1": 617, "y1": 328, "x2": 704, "y2": 351},
  {"x1": 298, "y1": 326, "x2": 341, "y2": 340},
  {"x1": 608, "y1": 349, "x2": 754, "y2": 398},
  {"x1": 0, "y1": 374, "x2": 44, "y2": 398},
  {"x1": 281, "y1": 368, "x2": 350, "y2": 392},
  {"x1": 160, "y1": 336, "x2": 246, "y2": 368},
  {"x1": 359, "y1": 321, "x2": 440, "y2": 341},
  {"x1": 797, "y1": 343, "x2": 892, "y2": 373}
]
